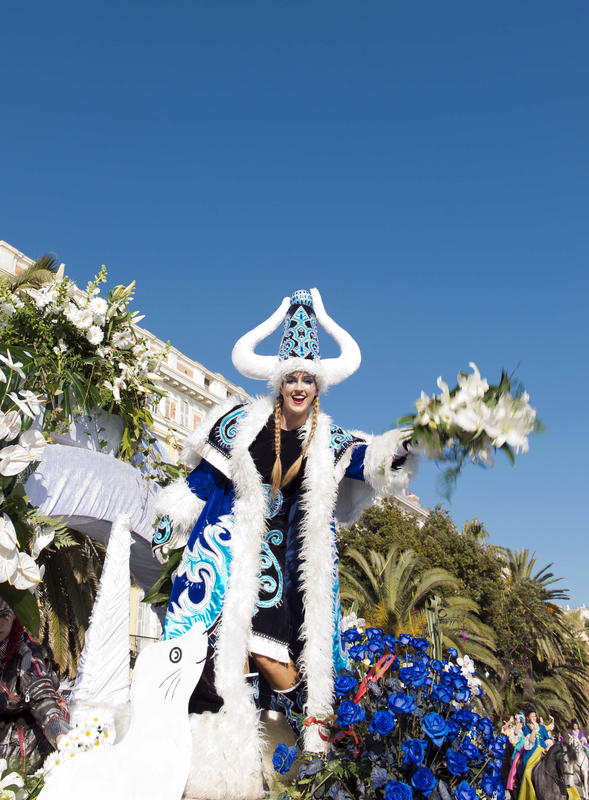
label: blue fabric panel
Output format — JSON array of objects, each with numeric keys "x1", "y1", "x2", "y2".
[{"x1": 344, "y1": 444, "x2": 367, "y2": 481}]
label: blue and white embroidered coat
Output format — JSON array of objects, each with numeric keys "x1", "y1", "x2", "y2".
[{"x1": 154, "y1": 395, "x2": 417, "y2": 800}]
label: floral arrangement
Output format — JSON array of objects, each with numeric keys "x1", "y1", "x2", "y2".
[
  {"x1": 0, "y1": 758, "x2": 28, "y2": 800},
  {"x1": 0, "y1": 349, "x2": 63, "y2": 630},
  {"x1": 273, "y1": 629, "x2": 508, "y2": 800},
  {"x1": 39, "y1": 713, "x2": 114, "y2": 779},
  {"x1": 0, "y1": 265, "x2": 164, "y2": 462},
  {"x1": 399, "y1": 363, "x2": 540, "y2": 496}
]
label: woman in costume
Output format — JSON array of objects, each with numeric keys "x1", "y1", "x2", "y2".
[
  {"x1": 0, "y1": 599, "x2": 70, "y2": 771},
  {"x1": 152, "y1": 289, "x2": 418, "y2": 800},
  {"x1": 517, "y1": 708, "x2": 553, "y2": 800}
]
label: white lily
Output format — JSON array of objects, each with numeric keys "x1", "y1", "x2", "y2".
[
  {"x1": 7, "y1": 393, "x2": 33, "y2": 420},
  {"x1": 0, "y1": 515, "x2": 17, "y2": 551},
  {"x1": 31, "y1": 527, "x2": 55, "y2": 559},
  {"x1": 12, "y1": 552, "x2": 42, "y2": 590},
  {"x1": 0, "y1": 430, "x2": 45, "y2": 476},
  {"x1": 0, "y1": 352, "x2": 25, "y2": 381},
  {"x1": 456, "y1": 362, "x2": 489, "y2": 403},
  {"x1": 17, "y1": 390, "x2": 42, "y2": 417},
  {"x1": 0, "y1": 411, "x2": 21, "y2": 442}
]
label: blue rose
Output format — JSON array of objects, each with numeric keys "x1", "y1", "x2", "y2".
[
  {"x1": 422, "y1": 712, "x2": 449, "y2": 747},
  {"x1": 454, "y1": 779, "x2": 477, "y2": 800},
  {"x1": 493, "y1": 780, "x2": 506, "y2": 800},
  {"x1": 402, "y1": 738, "x2": 428, "y2": 766},
  {"x1": 384, "y1": 635, "x2": 396, "y2": 652},
  {"x1": 397, "y1": 634, "x2": 413, "y2": 647},
  {"x1": 432, "y1": 684, "x2": 453, "y2": 704},
  {"x1": 369, "y1": 710, "x2": 396, "y2": 735},
  {"x1": 272, "y1": 743, "x2": 297, "y2": 774},
  {"x1": 477, "y1": 717, "x2": 494, "y2": 741},
  {"x1": 446, "y1": 719, "x2": 460, "y2": 740},
  {"x1": 447, "y1": 647, "x2": 458, "y2": 658},
  {"x1": 365, "y1": 626, "x2": 384, "y2": 640},
  {"x1": 430, "y1": 659, "x2": 443, "y2": 672},
  {"x1": 485, "y1": 760, "x2": 502, "y2": 779},
  {"x1": 334, "y1": 674, "x2": 358, "y2": 697},
  {"x1": 299, "y1": 758, "x2": 323, "y2": 779},
  {"x1": 389, "y1": 692, "x2": 417, "y2": 714},
  {"x1": 367, "y1": 639, "x2": 385, "y2": 656},
  {"x1": 342, "y1": 628, "x2": 362, "y2": 644},
  {"x1": 452, "y1": 709, "x2": 477, "y2": 730},
  {"x1": 488, "y1": 737, "x2": 506, "y2": 758},
  {"x1": 336, "y1": 700, "x2": 365, "y2": 727},
  {"x1": 401, "y1": 662, "x2": 427, "y2": 687},
  {"x1": 446, "y1": 749, "x2": 469, "y2": 775},
  {"x1": 454, "y1": 688, "x2": 471, "y2": 703},
  {"x1": 412, "y1": 637, "x2": 430, "y2": 652},
  {"x1": 424, "y1": 677, "x2": 433, "y2": 688},
  {"x1": 385, "y1": 780, "x2": 413, "y2": 800},
  {"x1": 410, "y1": 767, "x2": 437, "y2": 797},
  {"x1": 348, "y1": 644, "x2": 366, "y2": 661},
  {"x1": 399, "y1": 666, "x2": 416, "y2": 685},
  {"x1": 460, "y1": 739, "x2": 479, "y2": 761},
  {"x1": 495, "y1": 733, "x2": 509, "y2": 747},
  {"x1": 480, "y1": 775, "x2": 496, "y2": 796}
]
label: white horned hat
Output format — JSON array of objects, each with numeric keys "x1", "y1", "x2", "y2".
[{"x1": 231, "y1": 288, "x2": 361, "y2": 392}]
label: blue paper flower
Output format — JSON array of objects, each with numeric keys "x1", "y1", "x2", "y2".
[
  {"x1": 412, "y1": 637, "x2": 430, "y2": 652},
  {"x1": 369, "y1": 710, "x2": 396, "y2": 735},
  {"x1": 401, "y1": 739, "x2": 428, "y2": 766},
  {"x1": 388, "y1": 692, "x2": 417, "y2": 715},
  {"x1": 385, "y1": 780, "x2": 413, "y2": 800},
  {"x1": 365, "y1": 627, "x2": 384, "y2": 640},
  {"x1": 454, "y1": 779, "x2": 477, "y2": 800},
  {"x1": 397, "y1": 634, "x2": 413, "y2": 647},
  {"x1": 446, "y1": 749, "x2": 469, "y2": 775},
  {"x1": 336, "y1": 700, "x2": 365, "y2": 727},
  {"x1": 452, "y1": 709, "x2": 478, "y2": 730},
  {"x1": 334, "y1": 674, "x2": 358, "y2": 697},
  {"x1": 272, "y1": 743, "x2": 297, "y2": 774},
  {"x1": 422, "y1": 712, "x2": 449, "y2": 747},
  {"x1": 342, "y1": 628, "x2": 362, "y2": 644},
  {"x1": 410, "y1": 767, "x2": 437, "y2": 796},
  {"x1": 454, "y1": 687, "x2": 471, "y2": 703}
]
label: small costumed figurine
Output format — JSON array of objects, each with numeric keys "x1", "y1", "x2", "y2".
[{"x1": 152, "y1": 289, "x2": 419, "y2": 800}]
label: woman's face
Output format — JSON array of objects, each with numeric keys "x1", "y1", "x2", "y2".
[
  {"x1": 280, "y1": 371, "x2": 317, "y2": 418},
  {"x1": 0, "y1": 603, "x2": 15, "y2": 644}
]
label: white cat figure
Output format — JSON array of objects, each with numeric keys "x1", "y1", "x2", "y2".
[{"x1": 39, "y1": 621, "x2": 208, "y2": 800}]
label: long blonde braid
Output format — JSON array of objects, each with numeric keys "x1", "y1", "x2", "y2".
[{"x1": 271, "y1": 395, "x2": 320, "y2": 495}]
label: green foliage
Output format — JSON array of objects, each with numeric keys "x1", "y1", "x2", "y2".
[{"x1": 338, "y1": 500, "x2": 589, "y2": 726}]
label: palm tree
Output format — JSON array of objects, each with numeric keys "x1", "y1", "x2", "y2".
[
  {"x1": 5, "y1": 254, "x2": 63, "y2": 291},
  {"x1": 36, "y1": 530, "x2": 105, "y2": 678},
  {"x1": 340, "y1": 545, "x2": 504, "y2": 713}
]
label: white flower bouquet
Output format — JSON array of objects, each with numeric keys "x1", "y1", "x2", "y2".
[
  {"x1": 399, "y1": 363, "x2": 540, "y2": 496},
  {"x1": 0, "y1": 265, "x2": 164, "y2": 462}
]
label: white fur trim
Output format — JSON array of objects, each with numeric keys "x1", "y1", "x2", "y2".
[
  {"x1": 269, "y1": 358, "x2": 328, "y2": 394},
  {"x1": 186, "y1": 708, "x2": 265, "y2": 800},
  {"x1": 362, "y1": 429, "x2": 419, "y2": 496},
  {"x1": 180, "y1": 395, "x2": 247, "y2": 471},
  {"x1": 298, "y1": 410, "x2": 339, "y2": 752},
  {"x1": 153, "y1": 478, "x2": 204, "y2": 551}
]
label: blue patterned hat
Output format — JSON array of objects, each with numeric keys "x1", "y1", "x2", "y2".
[
  {"x1": 231, "y1": 288, "x2": 361, "y2": 391},
  {"x1": 277, "y1": 290, "x2": 321, "y2": 362}
]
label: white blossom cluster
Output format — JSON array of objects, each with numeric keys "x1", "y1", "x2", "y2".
[
  {"x1": 40, "y1": 714, "x2": 115, "y2": 778},
  {"x1": 0, "y1": 758, "x2": 26, "y2": 800},
  {"x1": 0, "y1": 352, "x2": 48, "y2": 590},
  {"x1": 414, "y1": 362, "x2": 537, "y2": 465},
  {"x1": 0, "y1": 272, "x2": 161, "y2": 408},
  {"x1": 456, "y1": 653, "x2": 482, "y2": 696}
]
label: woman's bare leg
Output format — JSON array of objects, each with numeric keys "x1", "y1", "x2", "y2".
[{"x1": 251, "y1": 652, "x2": 298, "y2": 691}]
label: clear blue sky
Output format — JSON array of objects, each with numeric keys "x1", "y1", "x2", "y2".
[{"x1": 2, "y1": 1, "x2": 587, "y2": 605}]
